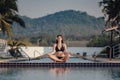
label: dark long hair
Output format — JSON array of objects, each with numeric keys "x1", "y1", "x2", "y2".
[{"x1": 56, "y1": 35, "x2": 64, "y2": 43}]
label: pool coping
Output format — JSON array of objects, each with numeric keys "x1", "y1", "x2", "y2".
[
  {"x1": 0, "y1": 62, "x2": 120, "y2": 68},
  {"x1": 0, "y1": 57, "x2": 120, "y2": 68}
]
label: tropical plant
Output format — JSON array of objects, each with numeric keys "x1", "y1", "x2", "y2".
[
  {"x1": 0, "y1": 0, "x2": 25, "y2": 38},
  {"x1": 8, "y1": 40, "x2": 26, "y2": 59}
]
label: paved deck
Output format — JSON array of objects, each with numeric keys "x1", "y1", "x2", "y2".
[{"x1": 87, "y1": 57, "x2": 120, "y2": 63}]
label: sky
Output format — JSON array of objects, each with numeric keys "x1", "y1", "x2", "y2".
[{"x1": 18, "y1": 0, "x2": 104, "y2": 18}]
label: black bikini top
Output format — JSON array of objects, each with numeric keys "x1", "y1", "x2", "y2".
[{"x1": 55, "y1": 44, "x2": 65, "y2": 52}]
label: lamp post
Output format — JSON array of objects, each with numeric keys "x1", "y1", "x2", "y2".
[
  {"x1": 110, "y1": 30, "x2": 113, "y2": 60},
  {"x1": 37, "y1": 39, "x2": 41, "y2": 46}
]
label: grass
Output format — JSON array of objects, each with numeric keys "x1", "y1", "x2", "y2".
[{"x1": 0, "y1": 56, "x2": 12, "y2": 60}]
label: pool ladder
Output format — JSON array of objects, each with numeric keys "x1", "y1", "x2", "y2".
[
  {"x1": 18, "y1": 47, "x2": 31, "y2": 60},
  {"x1": 33, "y1": 50, "x2": 44, "y2": 59}
]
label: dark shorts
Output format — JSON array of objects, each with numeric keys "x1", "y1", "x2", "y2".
[{"x1": 57, "y1": 56, "x2": 63, "y2": 59}]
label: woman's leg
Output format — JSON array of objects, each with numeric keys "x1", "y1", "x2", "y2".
[
  {"x1": 62, "y1": 52, "x2": 71, "y2": 62},
  {"x1": 47, "y1": 54, "x2": 63, "y2": 62}
]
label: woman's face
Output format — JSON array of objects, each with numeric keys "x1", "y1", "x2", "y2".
[{"x1": 57, "y1": 36, "x2": 63, "y2": 42}]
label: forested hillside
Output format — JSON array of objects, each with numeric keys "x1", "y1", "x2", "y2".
[
  {"x1": 11, "y1": 10, "x2": 105, "y2": 46},
  {"x1": 12, "y1": 10, "x2": 105, "y2": 39}
]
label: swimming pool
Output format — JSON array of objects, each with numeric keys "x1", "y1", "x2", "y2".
[{"x1": 0, "y1": 67, "x2": 120, "y2": 80}]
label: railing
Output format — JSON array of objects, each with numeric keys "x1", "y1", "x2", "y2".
[
  {"x1": 102, "y1": 45, "x2": 112, "y2": 60},
  {"x1": 113, "y1": 43, "x2": 120, "y2": 58},
  {"x1": 33, "y1": 50, "x2": 43, "y2": 58},
  {"x1": 18, "y1": 47, "x2": 31, "y2": 60}
]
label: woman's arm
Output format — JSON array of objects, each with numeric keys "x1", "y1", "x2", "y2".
[
  {"x1": 48, "y1": 44, "x2": 56, "y2": 55},
  {"x1": 63, "y1": 43, "x2": 71, "y2": 55},
  {"x1": 63, "y1": 43, "x2": 67, "y2": 52}
]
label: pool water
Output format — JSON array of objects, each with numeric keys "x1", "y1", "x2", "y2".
[{"x1": 0, "y1": 67, "x2": 120, "y2": 80}]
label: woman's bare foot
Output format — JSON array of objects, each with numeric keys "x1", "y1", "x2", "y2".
[{"x1": 61, "y1": 56, "x2": 68, "y2": 62}]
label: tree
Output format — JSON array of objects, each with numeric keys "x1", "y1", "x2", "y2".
[
  {"x1": 0, "y1": 0, "x2": 25, "y2": 38},
  {"x1": 99, "y1": 0, "x2": 120, "y2": 59},
  {"x1": 99, "y1": 0, "x2": 120, "y2": 42},
  {"x1": 99, "y1": 0, "x2": 120, "y2": 27},
  {"x1": 87, "y1": 34, "x2": 110, "y2": 47}
]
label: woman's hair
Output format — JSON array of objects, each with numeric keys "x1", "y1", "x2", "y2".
[{"x1": 56, "y1": 35, "x2": 64, "y2": 43}]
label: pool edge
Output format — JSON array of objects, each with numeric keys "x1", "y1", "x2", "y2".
[{"x1": 0, "y1": 62, "x2": 120, "y2": 68}]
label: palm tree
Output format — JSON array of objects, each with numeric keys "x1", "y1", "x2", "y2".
[{"x1": 0, "y1": 0, "x2": 25, "y2": 38}]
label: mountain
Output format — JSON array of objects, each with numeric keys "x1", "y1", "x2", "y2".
[{"x1": 12, "y1": 10, "x2": 105, "y2": 40}]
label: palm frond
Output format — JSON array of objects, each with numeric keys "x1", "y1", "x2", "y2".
[
  {"x1": 0, "y1": 14, "x2": 12, "y2": 37},
  {"x1": 1, "y1": 21, "x2": 6, "y2": 34},
  {"x1": 8, "y1": 44, "x2": 14, "y2": 47},
  {"x1": 17, "y1": 43, "x2": 26, "y2": 47},
  {"x1": 9, "y1": 15, "x2": 25, "y2": 27},
  {"x1": 4, "y1": 0, "x2": 18, "y2": 12},
  {"x1": 13, "y1": 40, "x2": 18, "y2": 46}
]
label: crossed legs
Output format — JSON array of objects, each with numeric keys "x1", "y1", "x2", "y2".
[{"x1": 47, "y1": 52, "x2": 71, "y2": 62}]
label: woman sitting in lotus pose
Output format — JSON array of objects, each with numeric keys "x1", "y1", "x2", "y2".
[{"x1": 47, "y1": 35, "x2": 71, "y2": 62}]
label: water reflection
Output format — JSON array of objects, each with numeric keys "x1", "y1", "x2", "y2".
[
  {"x1": 111, "y1": 68, "x2": 120, "y2": 80},
  {"x1": 0, "y1": 68, "x2": 20, "y2": 80},
  {"x1": 0, "y1": 67, "x2": 120, "y2": 80},
  {"x1": 50, "y1": 67, "x2": 70, "y2": 75},
  {"x1": 0, "y1": 68, "x2": 17, "y2": 75}
]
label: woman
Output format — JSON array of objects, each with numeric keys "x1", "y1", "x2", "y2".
[{"x1": 47, "y1": 35, "x2": 71, "y2": 62}]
